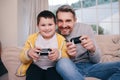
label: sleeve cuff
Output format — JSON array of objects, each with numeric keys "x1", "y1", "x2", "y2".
[
  {"x1": 57, "y1": 50, "x2": 62, "y2": 60},
  {"x1": 24, "y1": 49, "x2": 31, "y2": 61},
  {"x1": 87, "y1": 50, "x2": 95, "y2": 56}
]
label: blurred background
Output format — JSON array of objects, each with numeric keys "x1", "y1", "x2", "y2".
[{"x1": 0, "y1": 0, "x2": 119, "y2": 47}]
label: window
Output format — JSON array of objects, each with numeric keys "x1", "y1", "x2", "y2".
[{"x1": 49, "y1": 0, "x2": 120, "y2": 35}]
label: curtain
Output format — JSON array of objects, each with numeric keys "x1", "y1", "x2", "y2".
[{"x1": 23, "y1": 0, "x2": 48, "y2": 35}]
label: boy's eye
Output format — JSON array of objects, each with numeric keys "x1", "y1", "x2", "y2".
[
  {"x1": 41, "y1": 24, "x2": 45, "y2": 26},
  {"x1": 48, "y1": 24, "x2": 53, "y2": 26}
]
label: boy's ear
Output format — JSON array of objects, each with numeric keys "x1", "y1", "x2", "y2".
[
  {"x1": 74, "y1": 17, "x2": 77, "y2": 22},
  {"x1": 37, "y1": 24, "x2": 39, "y2": 27}
]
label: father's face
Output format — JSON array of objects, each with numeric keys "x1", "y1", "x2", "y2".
[{"x1": 57, "y1": 12, "x2": 76, "y2": 36}]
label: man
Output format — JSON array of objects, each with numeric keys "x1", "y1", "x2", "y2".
[{"x1": 56, "y1": 5, "x2": 120, "y2": 80}]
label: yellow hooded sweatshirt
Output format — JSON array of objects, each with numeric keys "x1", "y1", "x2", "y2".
[{"x1": 16, "y1": 32, "x2": 68, "y2": 76}]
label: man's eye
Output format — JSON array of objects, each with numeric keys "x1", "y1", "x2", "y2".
[
  {"x1": 57, "y1": 20, "x2": 62, "y2": 23},
  {"x1": 66, "y1": 20, "x2": 71, "y2": 22}
]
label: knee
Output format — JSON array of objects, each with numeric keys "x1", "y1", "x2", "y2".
[
  {"x1": 56, "y1": 58, "x2": 69, "y2": 68},
  {"x1": 56, "y1": 58, "x2": 71, "y2": 71}
]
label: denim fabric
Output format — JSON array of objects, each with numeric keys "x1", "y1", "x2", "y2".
[{"x1": 56, "y1": 58, "x2": 120, "y2": 80}]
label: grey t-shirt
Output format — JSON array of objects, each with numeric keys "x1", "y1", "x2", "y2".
[
  {"x1": 34, "y1": 34, "x2": 58, "y2": 69},
  {"x1": 57, "y1": 22, "x2": 101, "y2": 63}
]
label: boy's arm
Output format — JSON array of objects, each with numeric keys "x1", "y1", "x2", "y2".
[
  {"x1": 20, "y1": 38, "x2": 33, "y2": 64},
  {"x1": 61, "y1": 41, "x2": 69, "y2": 58}
]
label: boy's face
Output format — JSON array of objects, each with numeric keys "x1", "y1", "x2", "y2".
[
  {"x1": 57, "y1": 12, "x2": 76, "y2": 36},
  {"x1": 37, "y1": 17, "x2": 56, "y2": 39}
]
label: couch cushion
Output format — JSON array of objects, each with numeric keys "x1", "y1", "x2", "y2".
[
  {"x1": 95, "y1": 35, "x2": 120, "y2": 62},
  {"x1": 1, "y1": 47, "x2": 25, "y2": 80},
  {"x1": 95, "y1": 35, "x2": 120, "y2": 55}
]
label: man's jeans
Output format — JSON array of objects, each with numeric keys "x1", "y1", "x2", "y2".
[{"x1": 56, "y1": 58, "x2": 120, "y2": 80}]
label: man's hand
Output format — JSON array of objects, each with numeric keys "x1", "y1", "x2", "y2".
[
  {"x1": 48, "y1": 49, "x2": 59, "y2": 61},
  {"x1": 66, "y1": 42, "x2": 77, "y2": 57},
  {"x1": 80, "y1": 35, "x2": 96, "y2": 54}
]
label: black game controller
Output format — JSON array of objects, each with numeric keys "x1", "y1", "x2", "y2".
[
  {"x1": 70, "y1": 36, "x2": 81, "y2": 44},
  {"x1": 37, "y1": 48, "x2": 52, "y2": 56}
]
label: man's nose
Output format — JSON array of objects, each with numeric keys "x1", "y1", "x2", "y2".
[{"x1": 62, "y1": 22, "x2": 67, "y2": 28}]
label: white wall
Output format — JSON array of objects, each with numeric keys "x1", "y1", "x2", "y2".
[
  {"x1": 0, "y1": 0, "x2": 49, "y2": 47},
  {"x1": 0, "y1": 0, "x2": 18, "y2": 47}
]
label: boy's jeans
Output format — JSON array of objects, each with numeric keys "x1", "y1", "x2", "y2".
[{"x1": 56, "y1": 58, "x2": 120, "y2": 80}]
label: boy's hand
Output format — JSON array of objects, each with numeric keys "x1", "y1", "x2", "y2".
[
  {"x1": 48, "y1": 49, "x2": 59, "y2": 61},
  {"x1": 28, "y1": 47, "x2": 41, "y2": 61}
]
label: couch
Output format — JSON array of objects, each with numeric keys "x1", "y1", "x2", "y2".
[{"x1": 1, "y1": 35, "x2": 120, "y2": 80}]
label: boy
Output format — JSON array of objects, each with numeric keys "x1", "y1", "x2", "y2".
[{"x1": 16, "y1": 10, "x2": 68, "y2": 80}]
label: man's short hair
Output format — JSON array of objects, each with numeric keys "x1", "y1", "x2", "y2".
[{"x1": 56, "y1": 5, "x2": 76, "y2": 18}]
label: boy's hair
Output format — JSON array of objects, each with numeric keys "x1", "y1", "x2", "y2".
[
  {"x1": 56, "y1": 5, "x2": 76, "y2": 19},
  {"x1": 37, "y1": 10, "x2": 56, "y2": 25}
]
